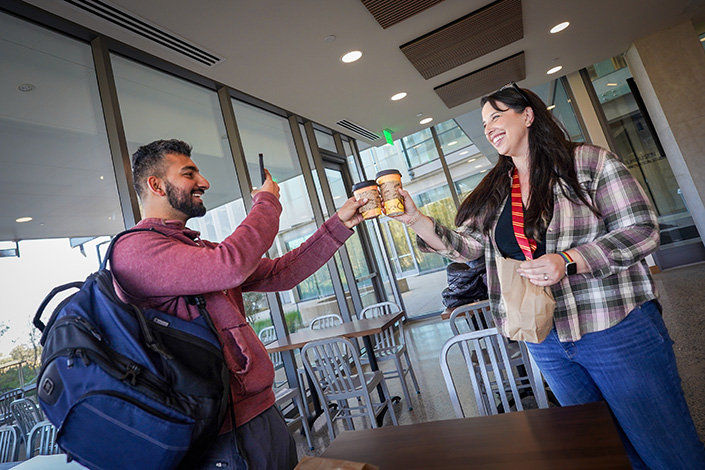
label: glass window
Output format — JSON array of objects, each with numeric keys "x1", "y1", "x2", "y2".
[
  {"x1": 359, "y1": 126, "x2": 458, "y2": 318},
  {"x1": 233, "y1": 101, "x2": 340, "y2": 332},
  {"x1": 585, "y1": 55, "x2": 696, "y2": 251},
  {"x1": 0, "y1": 12, "x2": 120, "y2": 361}
]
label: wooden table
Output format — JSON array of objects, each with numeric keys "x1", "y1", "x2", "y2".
[
  {"x1": 265, "y1": 310, "x2": 405, "y2": 354},
  {"x1": 321, "y1": 401, "x2": 630, "y2": 469},
  {"x1": 265, "y1": 311, "x2": 405, "y2": 425}
]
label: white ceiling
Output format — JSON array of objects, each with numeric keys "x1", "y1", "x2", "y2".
[{"x1": 3, "y1": 0, "x2": 705, "y2": 242}]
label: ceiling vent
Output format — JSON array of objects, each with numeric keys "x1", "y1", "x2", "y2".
[
  {"x1": 400, "y1": 0, "x2": 523, "y2": 79},
  {"x1": 336, "y1": 120, "x2": 380, "y2": 141},
  {"x1": 63, "y1": 0, "x2": 223, "y2": 67},
  {"x1": 360, "y1": 0, "x2": 446, "y2": 29},
  {"x1": 434, "y1": 51, "x2": 526, "y2": 108}
]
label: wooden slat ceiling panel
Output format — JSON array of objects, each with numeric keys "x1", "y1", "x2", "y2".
[
  {"x1": 434, "y1": 51, "x2": 525, "y2": 108},
  {"x1": 400, "y1": 0, "x2": 522, "y2": 79},
  {"x1": 360, "y1": 0, "x2": 446, "y2": 29}
]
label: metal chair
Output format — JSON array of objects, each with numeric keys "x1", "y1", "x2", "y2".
[
  {"x1": 440, "y1": 328, "x2": 548, "y2": 418},
  {"x1": 448, "y1": 300, "x2": 493, "y2": 335},
  {"x1": 309, "y1": 313, "x2": 343, "y2": 330},
  {"x1": 0, "y1": 425, "x2": 20, "y2": 463},
  {"x1": 26, "y1": 420, "x2": 60, "y2": 459},
  {"x1": 302, "y1": 337, "x2": 398, "y2": 441},
  {"x1": 10, "y1": 398, "x2": 43, "y2": 443},
  {"x1": 258, "y1": 326, "x2": 288, "y2": 388},
  {"x1": 0, "y1": 389, "x2": 24, "y2": 426},
  {"x1": 358, "y1": 302, "x2": 420, "y2": 410},
  {"x1": 448, "y1": 302, "x2": 549, "y2": 415},
  {"x1": 274, "y1": 381, "x2": 314, "y2": 450}
]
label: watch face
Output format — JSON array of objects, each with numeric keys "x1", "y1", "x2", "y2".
[{"x1": 566, "y1": 262, "x2": 577, "y2": 276}]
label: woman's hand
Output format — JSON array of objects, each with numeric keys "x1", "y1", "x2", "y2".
[
  {"x1": 251, "y1": 169, "x2": 280, "y2": 199},
  {"x1": 389, "y1": 188, "x2": 423, "y2": 225},
  {"x1": 336, "y1": 196, "x2": 368, "y2": 229},
  {"x1": 517, "y1": 253, "x2": 566, "y2": 286}
]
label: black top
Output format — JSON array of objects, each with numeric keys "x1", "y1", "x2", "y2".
[{"x1": 495, "y1": 197, "x2": 546, "y2": 261}]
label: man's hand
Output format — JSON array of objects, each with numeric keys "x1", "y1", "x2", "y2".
[
  {"x1": 336, "y1": 197, "x2": 368, "y2": 229},
  {"x1": 251, "y1": 169, "x2": 280, "y2": 200}
]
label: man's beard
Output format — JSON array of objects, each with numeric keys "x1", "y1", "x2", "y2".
[{"x1": 164, "y1": 180, "x2": 207, "y2": 219}]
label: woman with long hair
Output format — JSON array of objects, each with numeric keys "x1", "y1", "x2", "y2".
[{"x1": 393, "y1": 83, "x2": 705, "y2": 469}]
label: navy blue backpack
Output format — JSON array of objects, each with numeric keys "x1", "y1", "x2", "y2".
[{"x1": 33, "y1": 229, "x2": 230, "y2": 470}]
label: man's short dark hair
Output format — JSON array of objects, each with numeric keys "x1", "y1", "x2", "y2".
[{"x1": 131, "y1": 139, "x2": 193, "y2": 199}]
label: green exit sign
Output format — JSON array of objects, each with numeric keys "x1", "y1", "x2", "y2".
[{"x1": 383, "y1": 129, "x2": 394, "y2": 145}]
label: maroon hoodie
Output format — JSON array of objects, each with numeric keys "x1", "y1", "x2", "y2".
[{"x1": 111, "y1": 191, "x2": 353, "y2": 430}]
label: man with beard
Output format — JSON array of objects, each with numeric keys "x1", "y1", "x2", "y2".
[{"x1": 111, "y1": 139, "x2": 367, "y2": 469}]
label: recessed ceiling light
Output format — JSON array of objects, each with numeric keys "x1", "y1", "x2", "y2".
[
  {"x1": 459, "y1": 151, "x2": 468, "y2": 156},
  {"x1": 341, "y1": 50, "x2": 362, "y2": 63},
  {"x1": 550, "y1": 22, "x2": 570, "y2": 34},
  {"x1": 420, "y1": 117, "x2": 433, "y2": 125},
  {"x1": 324, "y1": 35, "x2": 337, "y2": 43},
  {"x1": 16, "y1": 216, "x2": 32, "y2": 223},
  {"x1": 547, "y1": 65, "x2": 563, "y2": 75},
  {"x1": 99, "y1": 175, "x2": 104, "y2": 180},
  {"x1": 606, "y1": 82, "x2": 618, "y2": 86},
  {"x1": 447, "y1": 141, "x2": 458, "y2": 146},
  {"x1": 391, "y1": 92, "x2": 407, "y2": 101},
  {"x1": 468, "y1": 158, "x2": 477, "y2": 163},
  {"x1": 547, "y1": 104, "x2": 556, "y2": 110},
  {"x1": 18, "y1": 83, "x2": 35, "y2": 92}
]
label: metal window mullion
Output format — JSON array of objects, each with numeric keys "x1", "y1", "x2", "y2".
[
  {"x1": 91, "y1": 35, "x2": 140, "y2": 229},
  {"x1": 301, "y1": 121, "x2": 356, "y2": 322},
  {"x1": 559, "y1": 76, "x2": 590, "y2": 142},
  {"x1": 430, "y1": 125, "x2": 460, "y2": 210}
]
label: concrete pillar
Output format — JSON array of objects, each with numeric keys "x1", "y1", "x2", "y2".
[{"x1": 625, "y1": 21, "x2": 705, "y2": 240}]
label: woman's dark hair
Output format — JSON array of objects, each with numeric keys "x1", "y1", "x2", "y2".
[{"x1": 454, "y1": 85, "x2": 597, "y2": 240}]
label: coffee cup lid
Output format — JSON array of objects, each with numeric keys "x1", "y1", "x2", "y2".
[
  {"x1": 352, "y1": 180, "x2": 378, "y2": 191},
  {"x1": 375, "y1": 169, "x2": 401, "y2": 178}
]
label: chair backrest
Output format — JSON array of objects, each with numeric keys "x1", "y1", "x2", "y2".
[
  {"x1": 448, "y1": 300, "x2": 493, "y2": 335},
  {"x1": 0, "y1": 425, "x2": 20, "y2": 463},
  {"x1": 10, "y1": 398, "x2": 43, "y2": 439},
  {"x1": 26, "y1": 420, "x2": 60, "y2": 459},
  {"x1": 309, "y1": 313, "x2": 343, "y2": 330},
  {"x1": 301, "y1": 337, "x2": 364, "y2": 398},
  {"x1": 359, "y1": 301, "x2": 404, "y2": 350},
  {"x1": 0, "y1": 389, "x2": 24, "y2": 426},
  {"x1": 441, "y1": 327, "x2": 544, "y2": 418},
  {"x1": 258, "y1": 326, "x2": 283, "y2": 369}
]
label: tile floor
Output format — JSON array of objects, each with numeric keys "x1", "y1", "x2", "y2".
[{"x1": 291, "y1": 261, "x2": 705, "y2": 458}]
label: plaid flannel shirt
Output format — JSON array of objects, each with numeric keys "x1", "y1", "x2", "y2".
[{"x1": 418, "y1": 144, "x2": 659, "y2": 342}]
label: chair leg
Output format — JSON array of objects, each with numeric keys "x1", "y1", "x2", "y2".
[
  {"x1": 404, "y1": 350, "x2": 421, "y2": 394},
  {"x1": 393, "y1": 356, "x2": 414, "y2": 411},
  {"x1": 294, "y1": 395, "x2": 314, "y2": 450},
  {"x1": 380, "y1": 378, "x2": 399, "y2": 426}
]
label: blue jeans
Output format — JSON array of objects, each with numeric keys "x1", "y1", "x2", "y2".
[{"x1": 526, "y1": 301, "x2": 705, "y2": 470}]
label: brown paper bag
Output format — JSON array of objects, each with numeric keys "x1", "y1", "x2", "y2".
[
  {"x1": 295, "y1": 456, "x2": 379, "y2": 470},
  {"x1": 495, "y1": 256, "x2": 555, "y2": 343}
]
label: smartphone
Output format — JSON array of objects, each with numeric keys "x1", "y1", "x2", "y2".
[{"x1": 258, "y1": 153, "x2": 266, "y2": 185}]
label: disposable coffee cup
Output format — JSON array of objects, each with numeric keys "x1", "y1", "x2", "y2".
[
  {"x1": 376, "y1": 169, "x2": 405, "y2": 217},
  {"x1": 352, "y1": 180, "x2": 382, "y2": 219}
]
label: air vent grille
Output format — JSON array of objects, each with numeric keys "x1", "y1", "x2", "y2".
[
  {"x1": 336, "y1": 120, "x2": 380, "y2": 141},
  {"x1": 400, "y1": 0, "x2": 523, "y2": 79},
  {"x1": 63, "y1": 0, "x2": 223, "y2": 66},
  {"x1": 434, "y1": 52, "x2": 525, "y2": 108},
  {"x1": 360, "y1": 0, "x2": 446, "y2": 29}
]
